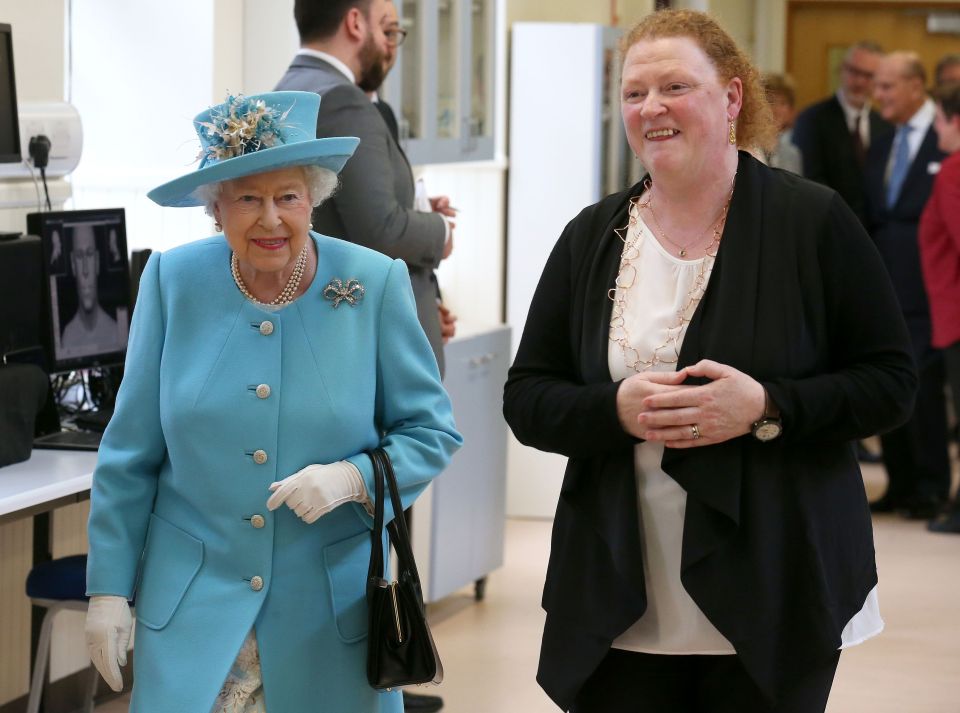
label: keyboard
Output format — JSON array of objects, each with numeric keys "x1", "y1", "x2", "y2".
[
  {"x1": 34, "y1": 429, "x2": 102, "y2": 451},
  {"x1": 74, "y1": 408, "x2": 114, "y2": 433}
]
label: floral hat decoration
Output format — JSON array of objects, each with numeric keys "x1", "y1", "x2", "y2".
[{"x1": 147, "y1": 91, "x2": 359, "y2": 208}]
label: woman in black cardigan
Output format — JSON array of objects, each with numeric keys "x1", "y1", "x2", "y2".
[{"x1": 503, "y1": 10, "x2": 916, "y2": 713}]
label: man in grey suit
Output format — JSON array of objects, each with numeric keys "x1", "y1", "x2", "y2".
[
  {"x1": 277, "y1": 8, "x2": 452, "y2": 712},
  {"x1": 276, "y1": 0, "x2": 454, "y2": 375}
]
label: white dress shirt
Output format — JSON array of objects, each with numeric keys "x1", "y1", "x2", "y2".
[{"x1": 296, "y1": 48, "x2": 355, "y2": 84}]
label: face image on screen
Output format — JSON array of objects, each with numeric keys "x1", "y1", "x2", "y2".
[{"x1": 33, "y1": 210, "x2": 131, "y2": 370}]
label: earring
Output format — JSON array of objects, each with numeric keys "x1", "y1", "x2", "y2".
[
  {"x1": 309, "y1": 223, "x2": 314, "y2": 229},
  {"x1": 214, "y1": 221, "x2": 222, "y2": 232},
  {"x1": 728, "y1": 120, "x2": 737, "y2": 145}
]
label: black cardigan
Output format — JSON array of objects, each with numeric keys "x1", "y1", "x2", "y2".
[{"x1": 503, "y1": 153, "x2": 916, "y2": 710}]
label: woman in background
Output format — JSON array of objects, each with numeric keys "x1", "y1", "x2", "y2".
[
  {"x1": 761, "y1": 72, "x2": 803, "y2": 174},
  {"x1": 920, "y1": 82, "x2": 960, "y2": 534}
]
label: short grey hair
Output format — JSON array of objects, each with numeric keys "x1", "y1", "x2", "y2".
[{"x1": 197, "y1": 165, "x2": 339, "y2": 217}]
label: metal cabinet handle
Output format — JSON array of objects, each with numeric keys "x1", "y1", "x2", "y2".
[{"x1": 468, "y1": 352, "x2": 497, "y2": 368}]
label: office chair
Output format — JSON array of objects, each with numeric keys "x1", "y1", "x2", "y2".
[{"x1": 25, "y1": 554, "x2": 99, "y2": 713}]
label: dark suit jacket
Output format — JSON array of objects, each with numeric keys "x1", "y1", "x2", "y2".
[
  {"x1": 275, "y1": 54, "x2": 447, "y2": 373},
  {"x1": 864, "y1": 122, "x2": 946, "y2": 364},
  {"x1": 503, "y1": 153, "x2": 916, "y2": 710},
  {"x1": 792, "y1": 95, "x2": 891, "y2": 225}
]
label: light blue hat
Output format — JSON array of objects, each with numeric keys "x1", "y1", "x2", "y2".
[{"x1": 147, "y1": 91, "x2": 359, "y2": 207}]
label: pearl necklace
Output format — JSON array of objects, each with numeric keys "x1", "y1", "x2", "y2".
[{"x1": 231, "y1": 243, "x2": 308, "y2": 306}]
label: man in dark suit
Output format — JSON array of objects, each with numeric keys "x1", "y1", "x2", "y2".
[
  {"x1": 793, "y1": 42, "x2": 891, "y2": 465},
  {"x1": 275, "y1": 0, "x2": 454, "y2": 376},
  {"x1": 864, "y1": 51, "x2": 950, "y2": 519},
  {"x1": 793, "y1": 41, "x2": 890, "y2": 225},
  {"x1": 276, "y1": 9, "x2": 452, "y2": 711}
]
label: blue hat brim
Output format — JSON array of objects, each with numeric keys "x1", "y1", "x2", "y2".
[{"x1": 147, "y1": 136, "x2": 360, "y2": 208}]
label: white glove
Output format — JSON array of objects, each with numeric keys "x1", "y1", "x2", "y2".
[
  {"x1": 267, "y1": 461, "x2": 369, "y2": 524},
  {"x1": 85, "y1": 594, "x2": 133, "y2": 692}
]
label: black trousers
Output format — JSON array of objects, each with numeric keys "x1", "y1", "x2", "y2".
[
  {"x1": 879, "y1": 354, "x2": 951, "y2": 502},
  {"x1": 570, "y1": 650, "x2": 841, "y2": 713}
]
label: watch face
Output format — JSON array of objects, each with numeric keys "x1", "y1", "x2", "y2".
[{"x1": 754, "y1": 420, "x2": 782, "y2": 442}]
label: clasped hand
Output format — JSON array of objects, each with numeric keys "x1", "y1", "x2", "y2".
[
  {"x1": 617, "y1": 359, "x2": 765, "y2": 448},
  {"x1": 267, "y1": 461, "x2": 366, "y2": 523}
]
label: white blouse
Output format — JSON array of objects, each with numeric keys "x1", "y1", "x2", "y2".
[{"x1": 607, "y1": 201, "x2": 883, "y2": 655}]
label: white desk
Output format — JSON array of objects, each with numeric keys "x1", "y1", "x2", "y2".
[{"x1": 0, "y1": 450, "x2": 97, "y2": 524}]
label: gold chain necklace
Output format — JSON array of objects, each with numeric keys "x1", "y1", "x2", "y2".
[
  {"x1": 640, "y1": 178, "x2": 732, "y2": 258},
  {"x1": 231, "y1": 244, "x2": 308, "y2": 306},
  {"x1": 608, "y1": 177, "x2": 735, "y2": 373}
]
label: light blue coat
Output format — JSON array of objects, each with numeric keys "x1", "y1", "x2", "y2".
[{"x1": 86, "y1": 233, "x2": 462, "y2": 713}]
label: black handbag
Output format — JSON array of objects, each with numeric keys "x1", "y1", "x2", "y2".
[
  {"x1": 0, "y1": 364, "x2": 48, "y2": 466},
  {"x1": 365, "y1": 448, "x2": 443, "y2": 690}
]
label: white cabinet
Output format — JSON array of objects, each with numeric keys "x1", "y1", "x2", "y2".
[
  {"x1": 381, "y1": 0, "x2": 498, "y2": 164},
  {"x1": 505, "y1": 23, "x2": 633, "y2": 518},
  {"x1": 411, "y1": 324, "x2": 510, "y2": 603}
]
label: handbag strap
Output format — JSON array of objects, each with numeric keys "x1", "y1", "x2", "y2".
[
  {"x1": 365, "y1": 448, "x2": 425, "y2": 590},
  {"x1": 367, "y1": 449, "x2": 387, "y2": 582}
]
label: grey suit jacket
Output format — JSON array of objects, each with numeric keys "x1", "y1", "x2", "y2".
[{"x1": 276, "y1": 54, "x2": 447, "y2": 373}]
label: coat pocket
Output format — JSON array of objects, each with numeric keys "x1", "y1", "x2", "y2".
[
  {"x1": 134, "y1": 513, "x2": 204, "y2": 631},
  {"x1": 323, "y1": 531, "x2": 372, "y2": 643}
]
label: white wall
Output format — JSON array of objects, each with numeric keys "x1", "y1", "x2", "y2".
[
  {"x1": 243, "y1": 0, "x2": 299, "y2": 95},
  {"x1": 67, "y1": 0, "x2": 221, "y2": 253},
  {"x1": 0, "y1": 0, "x2": 65, "y2": 102},
  {"x1": 0, "y1": 1, "x2": 68, "y2": 230}
]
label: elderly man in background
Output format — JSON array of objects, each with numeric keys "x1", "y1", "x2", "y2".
[
  {"x1": 865, "y1": 51, "x2": 950, "y2": 520},
  {"x1": 792, "y1": 42, "x2": 891, "y2": 465},
  {"x1": 793, "y1": 41, "x2": 890, "y2": 224}
]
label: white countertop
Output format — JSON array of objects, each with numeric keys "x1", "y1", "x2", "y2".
[{"x1": 0, "y1": 449, "x2": 98, "y2": 519}]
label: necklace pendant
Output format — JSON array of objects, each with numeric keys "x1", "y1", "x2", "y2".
[{"x1": 679, "y1": 248, "x2": 687, "y2": 258}]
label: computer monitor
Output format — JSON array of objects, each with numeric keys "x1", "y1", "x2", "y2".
[
  {"x1": 0, "y1": 24, "x2": 21, "y2": 164},
  {"x1": 27, "y1": 209, "x2": 131, "y2": 373}
]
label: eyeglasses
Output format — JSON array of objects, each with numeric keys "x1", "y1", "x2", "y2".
[
  {"x1": 842, "y1": 63, "x2": 874, "y2": 81},
  {"x1": 384, "y1": 28, "x2": 408, "y2": 47}
]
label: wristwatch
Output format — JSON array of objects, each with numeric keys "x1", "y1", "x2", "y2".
[{"x1": 751, "y1": 387, "x2": 782, "y2": 442}]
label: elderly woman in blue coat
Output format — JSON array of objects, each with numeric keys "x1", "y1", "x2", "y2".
[{"x1": 82, "y1": 91, "x2": 462, "y2": 713}]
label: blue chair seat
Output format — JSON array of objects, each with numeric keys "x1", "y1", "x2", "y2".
[{"x1": 26, "y1": 554, "x2": 89, "y2": 601}]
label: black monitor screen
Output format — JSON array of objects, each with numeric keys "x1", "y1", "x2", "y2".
[
  {"x1": 28, "y1": 209, "x2": 131, "y2": 372},
  {"x1": 0, "y1": 24, "x2": 21, "y2": 163}
]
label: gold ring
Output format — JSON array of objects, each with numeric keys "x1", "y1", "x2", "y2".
[{"x1": 691, "y1": 424, "x2": 701, "y2": 440}]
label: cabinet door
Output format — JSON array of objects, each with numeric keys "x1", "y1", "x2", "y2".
[
  {"x1": 390, "y1": 0, "x2": 497, "y2": 164},
  {"x1": 427, "y1": 326, "x2": 509, "y2": 601},
  {"x1": 398, "y1": 0, "x2": 425, "y2": 140}
]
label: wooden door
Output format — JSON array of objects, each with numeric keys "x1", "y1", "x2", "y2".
[{"x1": 787, "y1": 1, "x2": 960, "y2": 112}]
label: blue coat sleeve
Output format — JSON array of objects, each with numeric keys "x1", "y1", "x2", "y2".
[
  {"x1": 86, "y1": 252, "x2": 168, "y2": 598},
  {"x1": 346, "y1": 258, "x2": 462, "y2": 524}
]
